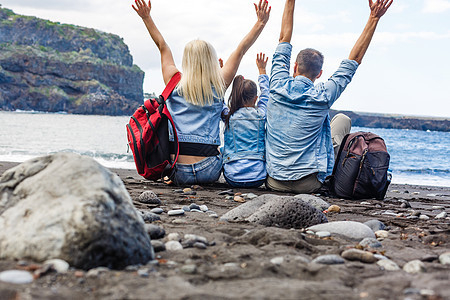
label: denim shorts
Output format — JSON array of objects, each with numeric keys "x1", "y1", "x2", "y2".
[
  {"x1": 173, "y1": 155, "x2": 223, "y2": 186},
  {"x1": 224, "y1": 175, "x2": 266, "y2": 188}
]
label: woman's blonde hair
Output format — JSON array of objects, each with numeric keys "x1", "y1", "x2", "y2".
[{"x1": 179, "y1": 40, "x2": 225, "y2": 106}]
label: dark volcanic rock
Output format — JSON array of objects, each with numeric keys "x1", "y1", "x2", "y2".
[{"x1": 0, "y1": 7, "x2": 144, "y2": 115}]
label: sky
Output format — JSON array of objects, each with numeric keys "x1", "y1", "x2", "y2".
[{"x1": 1, "y1": 0, "x2": 449, "y2": 118}]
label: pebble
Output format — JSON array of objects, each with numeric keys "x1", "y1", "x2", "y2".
[
  {"x1": 225, "y1": 195, "x2": 234, "y2": 200},
  {"x1": 173, "y1": 189, "x2": 184, "y2": 193},
  {"x1": 399, "y1": 200, "x2": 411, "y2": 208},
  {"x1": 341, "y1": 249, "x2": 377, "y2": 263},
  {"x1": 43, "y1": 259, "x2": 70, "y2": 273},
  {"x1": 406, "y1": 216, "x2": 419, "y2": 220},
  {"x1": 168, "y1": 209, "x2": 185, "y2": 216},
  {"x1": 391, "y1": 190, "x2": 400, "y2": 193},
  {"x1": 86, "y1": 267, "x2": 110, "y2": 278},
  {"x1": 306, "y1": 230, "x2": 315, "y2": 235},
  {"x1": 182, "y1": 206, "x2": 191, "y2": 212},
  {"x1": 311, "y1": 255, "x2": 345, "y2": 265},
  {"x1": 151, "y1": 240, "x2": 166, "y2": 252},
  {"x1": 138, "y1": 191, "x2": 161, "y2": 204},
  {"x1": 183, "y1": 188, "x2": 192, "y2": 193},
  {"x1": 307, "y1": 221, "x2": 375, "y2": 241},
  {"x1": 439, "y1": 252, "x2": 450, "y2": 265},
  {"x1": 150, "y1": 208, "x2": 164, "y2": 214},
  {"x1": 125, "y1": 265, "x2": 140, "y2": 271},
  {"x1": 218, "y1": 189, "x2": 234, "y2": 196},
  {"x1": 432, "y1": 205, "x2": 444, "y2": 210},
  {"x1": 181, "y1": 264, "x2": 197, "y2": 274},
  {"x1": 140, "y1": 211, "x2": 161, "y2": 223},
  {"x1": 360, "y1": 201, "x2": 371, "y2": 205},
  {"x1": 190, "y1": 209, "x2": 203, "y2": 213},
  {"x1": 420, "y1": 289, "x2": 435, "y2": 297},
  {"x1": 0, "y1": 270, "x2": 34, "y2": 284},
  {"x1": 435, "y1": 211, "x2": 447, "y2": 219},
  {"x1": 183, "y1": 191, "x2": 197, "y2": 196},
  {"x1": 165, "y1": 241, "x2": 183, "y2": 251},
  {"x1": 377, "y1": 259, "x2": 400, "y2": 271},
  {"x1": 167, "y1": 233, "x2": 180, "y2": 241},
  {"x1": 193, "y1": 242, "x2": 207, "y2": 249},
  {"x1": 403, "y1": 260, "x2": 426, "y2": 274},
  {"x1": 137, "y1": 268, "x2": 150, "y2": 277},
  {"x1": 363, "y1": 220, "x2": 387, "y2": 232},
  {"x1": 234, "y1": 196, "x2": 246, "y2": 203},
  {"x1": 426, "y1": 194, "x2": 437, "y2": 197},
  {"x1": 410, "y1": 210, "x2": 421, "y2": 217},
  {"x1": 382, "y1": 210, "x2": 398, "y2": 216},
  {"x1": 270, "y1": 256, "x2": 284, "y2": 265},
  {"x1": 421, "y1": 254, "x2": 438, "y2": 262},
  {"x1": 246, "y1": 193, "x2": 258, "y2": 200},
  {"x1": 199, "y1": 205, "x2": 208, "y2": 212},
  {"x1": 315, "y1": 231, "x2": 331, "y2": 238},
  {"x1": 375, "y1": 230, "x2": 389, "y2": 240},
  {"x1": 412, "y1": 191, "x2": 420, "y2": 195},
  {"x1": 145, "y1": 224, "x2": 166, "y2": 239},
  {"x1": 209, "y1": 213, "x2": 218, "y2": 218},
  {"x1": 189, "y1": 203, "x2": 200, "y2": 210},
  {"x1": 419, "y1": 214, "x2": 430, "y2": 220},
  {"x1": 359, "y1": 237, "x2": 382, "y2": 248},
  {"x1": 327, "y1": 205, "x2": 341, "y2": 213},
  {"x1": 374, "y1": 254, "x2": 388, "y2": 260},
  {"x1": 184, "y1": 234, "x2": 208, "y2": 244}
]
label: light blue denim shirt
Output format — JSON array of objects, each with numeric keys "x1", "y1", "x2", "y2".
[
  {"x1": 222, "y1": 74, "x2": 269, "y2": 182},
  {"x1": 266, "y1": 43, "x2": 359, "y2": 182},
  {"x1": 167, "y1": 87, "x2": 223, "y2": 145}
]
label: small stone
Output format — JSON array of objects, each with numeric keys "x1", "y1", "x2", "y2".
[
  {"x1": 375, "y1": 230, "x2": 389, "y2": 239},
  {"x1": 167, "y1": 233, "x2": 180, "y2": 241},
  {"x1": 151, "y1": 240, "x2": 165, "y2": 252},
  {"x1": 412, "y1": 192, "x2": 420, "y2": 195},
  {"x1": 218, "y1": 189, "x2": 234, "y2": 196},
  {"x1": 426, "y1": 194, "x2": 437, "y2": 197},
  {"x1": 0, "y1": 270, "x2": 34, "y2": 284},
  {"x1": 306, "y1": 230, "x2": 315, "y2": 235},
  {"x1": 193, "y1": 242, "x2": 207, "y2": 249},
  {"x1": 125, "y1": 265, "x2": 139, "y2": 271},
  {"x1": 311, "y1": 255, "x2": 345, "y2": 265},
  {"x1": 183, "y1": 188, "x2": 192, "y2": 193},
  {"x1": 191, "y1": 185, "x2": 203, "y2": 190},
  {"x1": 407, "y1": 216, "x2": 419, "y2": 220},
  {"x1": 150, "y1": 208, "x2": 164, "y2": 214},
  {"x1": 234, "y1": 196, "x2": 246, "y2": 203},
  {"x1": 399, "y1": 200, "x2": 411, "y2": 208},
  {"x1": 184, "y1": 234, "x2": 208, "y2": 244},
  {"x1": 308, "y1": 221, "x2": 375, "y2": 241},
  {"x1": 439, "y1": 252, "x2": 450, "y2": 265},
  {"x1": 209, "y1": 213, "x2": 218, "y2": 218},
  {"x1": 173, "y1": 189, "x2": 184, "y2": 193},
  {"x1": 374, "y1": 254, "x2": 387, "y2": 260},
  {"x1": 360, "y1": 202, "x2": 371, "y2": 205},
  {"x1": 165, "y1": 241, "x2": 183, "y2": 251},
  {"x1": 432, "y1": 206, "x2": 444, "y2": 210},
  {"x1": 270, "y1": 256, "x2": 284, "y2": 265},
  {"x1": 359, "y1": 238, "x2": 382, "y2": 248},
  {"x1": 377, "y1": 259, "x2": 400, "y2": 271},
  {"x1": 140, "y1": 211, "x2": 161, "y2": 223},
  {"x1": 181, "y1": 264, "x2": 197, "y2": 274},
  {"x1": 86, "y1": 267, "x2": 110, "y2": 278},
  {"x1": 190, "y1": 209, "x2": 203, "y2": 213},
  {"x1": 435, "y1": 212, "x2": 447, "y2": 219},
  {"x1": 225, "y1": 195, "x2": 234, "y2": 200},
  {"x1": 137, "y1": 268, "x2": 150, "y2": 277},
  {"x1": 74, "y1": 271, "x2": 85, "y2": 278},
  {"x1": 182, "y1": 206, "x2": 191, "y2": 212},
  {"x1": 421, "y1": 254, "x2": 438, "y2": 262},
  {"x1": 419, "y1": 215, "x2": 430, "y2": 220},
  {"x1": 199, "y1": 205, "x2": 208, "y2": 212},
  {"x1": 145, "y1": 224, "x2": 165, "y2": 240},
  {"x1": 410, "y1": 210, "x2": 421, "y2": 217},
  {"x1": 382, "y1": 210, "x2": 398, "y2": 216},
  {"x1": 327, "y1": 205, "x2": 341, "y2": 213},
  {"x1": 245, "y1": 193, "x2": 258, "y2": 200},
  {"x1": 420, "y1": 289, "x2": 435, "y2": 297},
  {"x1": 341, "y1": 249, "x2": 377, "y2": 263},
  {"x1": 138, "y1": 191, "x2": 161, "y2": 204},
  {"x1": 403, "y1": 260, "x2": 426, "y2": 274},
  {"x1": 363, "y1": 220, "x2": 387, "y2": 232},
  {"x1": 403, "y1": 288, "x2": 420, "y2": 295},
  {"x1": 391, "y1": 190, "x2": 400, "y2": 193},
  {"x1": 189, "y1": 204, "x2": 200, "y2": 210},
  {"x1": 315, "y1": 231, "x2": 331, "y2": 238},
  {"x1": 183, "y1": 191, "x2": 197, "y2": 196},
  {"x1": 43, "y1": 259, "x2": 70, "y2": 273},
  {"x1": 168, "y1": 209, "x2": 185, "y2": 216}
]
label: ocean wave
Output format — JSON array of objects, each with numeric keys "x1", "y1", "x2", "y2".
[{"x1": 396, "y1": 168, "x2": 449, "y2": 175}]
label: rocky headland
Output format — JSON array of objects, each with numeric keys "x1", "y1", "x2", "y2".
[{"x1": 0, "y1": 6, "x2": 143, "y2": 115}]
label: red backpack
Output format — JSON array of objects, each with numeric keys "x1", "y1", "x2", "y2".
[{"x1": 126, "y1": 72, "x2": 181, "y2": 181}]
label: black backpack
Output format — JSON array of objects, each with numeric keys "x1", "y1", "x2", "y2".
[{"x1": 326, "y1": 131, "x2": 391, "y2": 200}]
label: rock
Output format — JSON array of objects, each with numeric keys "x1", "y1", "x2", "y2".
[
  {"x1": 439, "y1": 252, "x2": 450, "y2": 265},
  {"x1": 138, "y1": 191, "x2": 161, "y2": 205},
  {"x1": 183, "y1": 191, "x2": 197, "y2": 196},
  {"x1": 410, "y1": 210, "x2": 421, "y2": 217},
  {"x1": 218, "y1": 189, "x2": 234, "y2": 196},
  {"x1": 140, "y1": 211, "x2": 161, "y2": 223},
  {"x1": 435, "y1": 212, "x2": 447, "y2": 219},
  {"x1": 167, "y1": 233, "x2": 180, "y2": 241},
  {"x1": 374, "y1": 254, "x2": 387, "y2": 260},
  {"x1": 220, "y1": 194, "x2": 280, "y2": 222},
  {"x1": 199, "y1": 205, "x2": 208, "y2": 212},
  {"x1": 377, "y1": 259, "x2": 400, "y2": 271},
  {"x1": 311, "y1": 255, "x2": 345, "y2": 265},
  {"x1": 151, "y1": 240, "x2": 165, "y2": 252},
  {"x1": 341, "y1": 249, "x2": 377, "y2": 263},
  {"x1": 421, "y1": 254, "x2": 438, "y2": 262},
  {"x1": 193, "y1": 242, "x2": 207, "y2": 249},
  {"x1": 209, "y1": 213, "x2": 218, "y2": 218},
  {"x1": 0, "y1": 153, "x2": 153, "y2": 270},
  {"x1": 137, "y1": 268, "x2": 150, "y2": 277},
  {"x1": 150, "y1": 208, "x2": 164, "y2": 214},
  {"x1": 183, "y1": 188, "x2": 192, "y2": 193},
  {"x1": 168, "y1": 209, "x2": 185, "y2": 216},
  {"x1": 86, "y1": 267, "x2": 110, "y2": 278},
  {"x1": 234, "y1": 196, "x2": 246, "y2": 203},
  {"x1": 403, "y1": 260, "x2": 426, "y2": 274},
  {"x1": 294, "y1": 194, "x2": 330, "y2": 211},
  {"x1": 307, "y1": 221, "x2": 375, "y2": 241},
  {"x1": 43, "y1": 259, "x2": 70, "y2": 273},
  {"x1": 180, "y1": 264, "x2": 197, "y2": 274},
  {"x1": 316, "y1": 231, "x2": 331, "y2": 238},
  {"x1": 245, "y1": 193, "x2": 258, "y2": 199},
  {"x1": 432, "y1": 206, "x2": 444, "y2": 210},
  {"x1": 165, "y1": 241, "x2": 183, "y2": 251},
  {"x1": 189, "y1": 204, "x2": 200, "y2": 210},
  {"x1": 246, "y1": 196, "x2": 328, "y2": 229},
  {"x1": 375, "y1": 230, "x2": 389, "y2": 239},
  {"x1": 359, "y1": 238, "x2": 382, "y2": 248},
  {"x1": 184, "y1": 234, "x2": 208, "y2": 244},
  {"x1": 144, "y1": 224, "x2": 165, "y2": 240},
  {"x1": 173, "y1": 189, "x2": 184, "y2": 193},
  {"x1": 326, "y1": 205, "x2": 341, "y2": 213},
  {"x1": 190, "y1": 209, "x2": 203, "y2": 213},
  {"x1": 419, "y1": 215, "x2": 430, "y2": 220},
  {"x1": 0, "y1": 270, "x2": 34, "y2": 284},
  {"x1": 182, "y1": 206, "x2": 191, "y2": 212},
  {"x1": 407, "y1": 216, "x2": 419, "y2": 220},
  {"x1": 360, "y1": 201, "x2": 371, "y2": 205},
  {"x1": 270, "y1": 256, "x2": 284, "y2": 265}
]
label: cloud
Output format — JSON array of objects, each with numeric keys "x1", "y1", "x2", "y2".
[{"x1": 423, "y1": 0, "x2": 450, "y2": 13}]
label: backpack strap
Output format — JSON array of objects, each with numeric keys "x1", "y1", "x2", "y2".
[
  {"x1": 331, "y1": 133, "x2": 350, "y2": 176},
  {"x1": 157, "y1": 72, "x2": 182, "y2": 104}
]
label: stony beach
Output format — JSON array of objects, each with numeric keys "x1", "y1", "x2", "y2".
[{"x1": 0, "y1": 160, "x2": 449, "y2": 300}]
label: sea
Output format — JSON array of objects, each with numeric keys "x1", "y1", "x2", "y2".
[{"x1": 0, "y1": 111, "x2": 449, "y2": 187}]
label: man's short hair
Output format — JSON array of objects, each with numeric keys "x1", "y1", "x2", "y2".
[{"x1": 296, "y1": 48, "x2": 324, "y2": 79}]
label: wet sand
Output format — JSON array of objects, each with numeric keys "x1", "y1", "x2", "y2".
[{"x1": 0, "y1": 161, "x2": 449, "y2": 300}]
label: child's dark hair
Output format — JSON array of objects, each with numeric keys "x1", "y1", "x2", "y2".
[{"x1": 224, "y1": 75, "x2": 257, "y2": 128}]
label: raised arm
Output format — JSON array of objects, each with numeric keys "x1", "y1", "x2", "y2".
[
  {"x1": 221, "y1": 0, "x2": 271, "y2": 89},
  {"x1": 279, "y1": 0, "x2": 295, "y2": 43},
  {"x1": 132, "y1": 0, "x2": 179, "y2": 84},
  {"x1": 348, "y1": 0, "x2": 393, "y2": 64}
]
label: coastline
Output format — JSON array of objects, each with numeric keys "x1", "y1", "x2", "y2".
[{"x1": 0, "y1": 160, "x2": 449, "y2": 299}]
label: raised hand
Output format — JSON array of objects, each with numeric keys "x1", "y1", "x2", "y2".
[
  {"x1": 256, "y1": 52, "x2": 268, "y2": 75},
  {"x1": 254, "y1": 0, "x2": 271, "y2": 25},
  {"x1": 369, "y1": 0, "x2": 393, "y2": 19},
  {"x1": 132, "y1": 0, "x2": 151, "y2": 19}
]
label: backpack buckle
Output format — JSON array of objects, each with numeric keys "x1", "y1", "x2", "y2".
[{"x1": 157, "y1": 95, "x2": 165, "y2": 105}]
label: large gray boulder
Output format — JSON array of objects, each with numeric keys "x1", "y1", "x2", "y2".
[{"x1": 0, "y1": 153, "x2": 153, "y2": 270}]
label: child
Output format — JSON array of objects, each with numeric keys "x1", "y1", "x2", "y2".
[{"x1": 222, "y1": 53, "x2": 269, "y2": 188}]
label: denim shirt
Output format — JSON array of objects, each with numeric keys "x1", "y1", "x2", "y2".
[
  {"x1": 222, "y1": 74, "x2": 269, "y2": 182},
  {"x1": 167, "y1": 87, "x2": 223, "y2": 145},
  {"x1": 266, "y1": 43, "x2": 359, "y2": 182}
]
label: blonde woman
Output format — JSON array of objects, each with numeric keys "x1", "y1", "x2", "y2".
[{"x1": 133, "y1": 0, "x2": 271, "y2": 185}]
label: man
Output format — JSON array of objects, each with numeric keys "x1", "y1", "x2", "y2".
[{"x1": 266, "y1": 0, "x2": 393, "y2": 193}]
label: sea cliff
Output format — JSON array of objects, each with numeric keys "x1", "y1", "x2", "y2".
[{"x1": 0, "y1": 7, "x2": 143, "y2": 115}]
